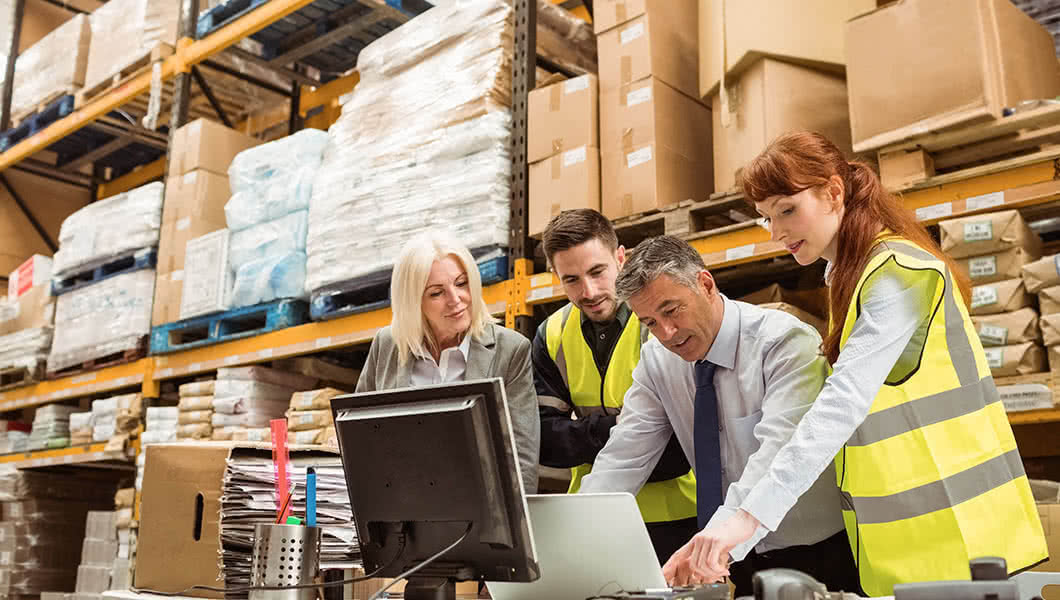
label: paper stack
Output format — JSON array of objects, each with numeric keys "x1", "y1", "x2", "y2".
[
  {"x1": 28, "y1": 404, "x2": 80, "y2": 451},
  {"x1": 70, "y1": 411, "x2": 93, "y2": 446}
]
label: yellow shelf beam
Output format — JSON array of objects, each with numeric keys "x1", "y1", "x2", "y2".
[
  {"x1": 0, "y1": 0, "x2": 319, "y2": 172},
  {"x1": 0, "y1": 359, "x2": 149, "y2": 412},
  {"x1": 1008, "y1": 408, "x2": 1060, "y2": 426},
  {"x1": 152, "y1": 281, "x2": 511, "y2": 381},
  {"x1": 0, "y1": 443, "x2": 132, "y2": 468}
]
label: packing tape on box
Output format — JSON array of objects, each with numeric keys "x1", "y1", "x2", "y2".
[
  {"x1": 622, "y1": 128, "x2": 634, "y2": 152},
  {"x1": 550, "y1": 83, "x2": 561, "y2": 111},
  {"x1": 616, "y1": 2, "x2": 626, "y2": 23},
  {"x1": 551, "y1": 154, "x2": 561, "y2": 179},
  {"x1": 551, "y1": 201, "x2": 561, "y2": 217},
  {"x1": 622, "y1": 194, "x2": 634, "y2": 216},
  {"x1": 621, "y1": 55, "x2": 632, "y2": 86},
  {"x1": 552, "y1": 138, "x2": 564, "y2": 153}
]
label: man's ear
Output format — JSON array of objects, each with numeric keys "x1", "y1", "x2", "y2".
[
  {"x1": 615, "y1": 245, "x2": 626, "y2": 267},
  {"x1": 697, "y1": 270, "x2": 716, "y2": 296}
]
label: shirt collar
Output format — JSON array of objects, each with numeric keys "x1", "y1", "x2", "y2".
[
  {"x1": 704, "y1": 295, "x2": 738, "y2": 370},
  {"x1": 415, "y1": 331, "x2": 472, "y2": 363},
  {"x1": 824, "y1": 261, "x2": 835, "y2": 286}
]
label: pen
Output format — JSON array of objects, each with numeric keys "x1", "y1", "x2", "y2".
[{"x1": 306, "y1": 467, "x2": 317, "y2": 527}]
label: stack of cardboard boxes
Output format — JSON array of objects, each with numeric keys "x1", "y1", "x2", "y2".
[
  {"x1": 0, "y1": 254, "x2": 54, "y2": 381},
  {"x1": 700, "y1": 0, "x2": 869, "y2": 195},
  {"x1": 153, "y1": 119, "x2": 260, "y2": 328},
  {"x1": 74, "y1": 511, "x2": 118, "y2": 600},
  {"x1": 736, "y1": 284, "x2": 828, "y2": 337},
  {"x1": 943, "y1": 211, "x2": 1047, "y2": 379},
  {"x1": 597, "y1": 0, "x2": 711, "y2": 218}
]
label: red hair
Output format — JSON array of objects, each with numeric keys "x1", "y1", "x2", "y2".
[{"x1": 738, "y1": 131, "x2": 970, "y2": 364}]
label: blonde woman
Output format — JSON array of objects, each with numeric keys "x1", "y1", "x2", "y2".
[{"x1": 356, "y1": 232, "x2": 540, "y2": 494}]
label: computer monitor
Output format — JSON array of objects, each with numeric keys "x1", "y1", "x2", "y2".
[{"x1": 330, "y1": 378, "x2": 540, "y2": 600}]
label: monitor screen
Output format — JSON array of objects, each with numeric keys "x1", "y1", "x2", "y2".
[{"x1": 331, "y1": 378, "x2": 539, "y2": 594}]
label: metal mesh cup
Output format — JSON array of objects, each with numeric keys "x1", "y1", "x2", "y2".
[{"x1": 250, "y1": 523, "x2": 322, "y2": 600}]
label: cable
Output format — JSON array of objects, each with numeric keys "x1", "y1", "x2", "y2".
[
  {"x1": 368, "y1": 523, "x2": 475, "y2": 600},
  {"x1": 131, "y1": 533, "x2": 406, "y2": 596}
]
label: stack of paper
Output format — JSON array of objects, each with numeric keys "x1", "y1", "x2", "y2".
[{"x1": 220, "y1": 454, "x2": 359, "y2": 591}]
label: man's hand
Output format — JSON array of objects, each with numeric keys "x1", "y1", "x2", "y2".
[{"x1": 663, "y1": 510, "x2": 761, "y2": 586}]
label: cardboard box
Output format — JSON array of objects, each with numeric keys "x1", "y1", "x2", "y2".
[
  {"x1": 759, "y1": 302, "x2": 825, "y2": 337},
  {"x1": 82, "y1": 0, "x2": 180, "y2": 93},
  {"x1": 528, "y1": 74, "x2": 599, "y2": 163},
  {"x1": 150, "y1": 270, "x2": 183, "y2": 327},
  {"x1": 168, "y1": 119, "x2": 261, "y2": 178},
  {"x1": 114, "y1": 488, "x2": 135, "y2": 509},
  {"x1": 600, "y1": 77, "x2": 712, "y2": 168},
  {"x1": 736, "y1": 284, "x2": 829, "y2": 319},
  {"x1": 1042, "y1": 286, "x2": 1060, "y2": 316},
  {"x1": 711, "y1": 58, "x2": 851, "y2": 194},
  {"x1": 971, "y1": 308, "x2": 1041, "y2": 347},
  {"x1": 998, "y1": 380, "x2": 1055, "y2": 413},
  {"x1": 1033, "y1": 503, "x2": 1060, "y2": 600},
  {"x1": 136, "y1": 444, "x2": 337, "y2": 597},
  {"x1": 970, "y1": 279, "x2": 1034, "y2": 316},
  {"x1": 80, "y1": 538, "x2": 118, "y2": 566},
  {"x1": 529, "y1": 147, "x2": 601, "y2": 237},
  {"x1": 157, "y1": 171, "x2": 230, "y2": 275},
  {"x1": 983, "y1": 342, "x2": 1046, "y2": 377},
  {"x1": 697, "y1": 0, "x2": 874, "y2": 99},
  {"x1": 878, "y1": 148, "x2": 935, "y2": 190},
  {"x1": 602, "y1": 141, "x2": 711, "y2": 219},
  {"x1": 957, "y1": 247, "x2": 1040, "y2": 286},
  {"x1": 0, "y1": 282, "x2": 54, "y2": 335},
  {"x1": 846, "y1": 0, "x2": 1060, "y2": 152},
  {"x1": 75, "y1": 564, "x2": 111, "y2": 594},
  {"x1": 8, "y1": 254, "x2": 52, "y2": 301},
  {"x1": 940, "y1": 210, "x2": 1042, "y2": 260},
  {"x1": 179, "y1": 229, "x2": 232, "y2": 321},
  {"x1": 1022, "y1": 254, "x2": 1060, "y2": 294},
  {"x1": 596, "y1": 0, "x2": 699, "y2": 99}
]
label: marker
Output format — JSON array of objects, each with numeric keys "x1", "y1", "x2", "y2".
[{"x1": 306, "y1": 467, "x2": 317, "y2": 527}]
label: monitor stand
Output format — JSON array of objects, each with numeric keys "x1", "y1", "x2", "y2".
[{"x1": 403, "y1": 576, "x2": 456, "y2": 600}]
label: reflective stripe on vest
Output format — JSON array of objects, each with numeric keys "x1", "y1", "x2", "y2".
[
  {"x1": 835, "y1": 238, "x2": 1047, "y2": 596},
  {"x1": 545, "y1": 303, "x2": 698, "y2": 523}
]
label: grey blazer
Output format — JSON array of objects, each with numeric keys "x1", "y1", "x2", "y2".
[{"x1": 356, "y1": 322, "x2": 540, "y2": 494}]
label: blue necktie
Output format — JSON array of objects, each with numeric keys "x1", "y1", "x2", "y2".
[{"x1": 694, "y1": 360, "x2": 723, "y2": 530}]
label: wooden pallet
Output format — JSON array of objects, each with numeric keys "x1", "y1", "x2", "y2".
[
  {"x1": 75, "y1": 43, "x2": 175, "y2": 108},
  {"x1": 601, "y1": 193, "x2": 759, "y2": 249},
  {"x1": 46, "y1": 336, "x2": 148, "y2": 380},
  {"x1": 0, "y1": 361, "x2": 45, "y2": 391},
  {"x1": 877, "y1": 103, "x2": 1060, "y2": 189}
]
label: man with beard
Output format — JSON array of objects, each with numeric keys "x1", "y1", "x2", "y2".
[{"x1": 531, "y1": 210, "x2": 698, "y2": 563}]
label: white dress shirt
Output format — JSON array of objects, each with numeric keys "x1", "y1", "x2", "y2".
[
  {"x1": 411, "y1": 333, "x2": 472, "y2": 386},
  {"x1": 742, "y1": 260, "x2": 937, "y2": 531},
  {"x1": 580, "y1": 296, "x2": 846, "y2": 560}
]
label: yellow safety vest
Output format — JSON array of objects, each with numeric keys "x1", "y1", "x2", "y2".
[
  {"x1": 835, "y1": 237, "x2": 1047, "y2": 596},
  {"x1": 545, "y1": 303, "x2": 698, "y2": 523}
]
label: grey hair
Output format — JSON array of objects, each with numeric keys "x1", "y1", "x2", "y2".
[{"x1": 615, "y1": 235, "x2": 707, "y2": 303}]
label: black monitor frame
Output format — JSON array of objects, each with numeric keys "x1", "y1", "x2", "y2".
[{"x1": 331, "y1": 377, "x2": 539, "y2": 599}]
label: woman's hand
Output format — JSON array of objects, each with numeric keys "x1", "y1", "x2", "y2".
[{"x1": 663, "y1": 509, "x2": 760, "y2": 586}]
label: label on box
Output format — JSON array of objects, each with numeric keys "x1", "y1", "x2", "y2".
[
  {"x1": 964, "y1": 222, "x2": 993, "y2": 242},
  {"x1": 564, "y1": 76, "x2": 588, "y2": 94},
  {"x1": 726, "y1": 244, "x2": 755, "y2": 262},
  {"x1": 294, "y1": 430, "x2": 318, "y2": 444},
  {"x1": 999, "y1": 383, "x2": 1054, "y2": 412},
  {"x1": 177, "y1": 217, "x2": 191, "y2": 231},
  {"x1": 984, "y1": 348, "x2": 1004, "y2": 369},
  {"x1": 563, "y1": 146, "x2": 587, "y2": 167},
  {"x1": 971, "y1": 285, "x2": 999, "y2": 309},
  {"x1": 183, "y1": 171, "x2": 196, "y2": 185},
  {"x1": 915, "y1": 202, "x2": 952, "y2": 221},
  {"x1": 969, "y1": 256, "x2": 997, "y2": 278},
  {"x1": 627, "y1": 86, "x2": 652, "y2": 107},
  {"x1": 620, "y1": 22, "x2": 644, "y2": 45},
  {"x1": 978, "y1": 324, "x2": 1008, "y2": 346},
  {"x1": 966, "y1": 191, "x2": 1004, "y2": 212},
  {"x1": 171, "y1": 269, "x2": 184, "y2": 281},
  {"x1": 300, "y1": 414, "x2": 315, "y2": 426},
  {"x1": 248, "y1": 430, "x2": 267, "y2": 442},
  {"x1": 626, "y1": 147, "x2": 652, "y2": 168}
]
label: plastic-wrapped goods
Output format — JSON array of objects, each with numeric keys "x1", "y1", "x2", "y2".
[
  {"x1": 93, "y1": 421, "x2": 116, "y2": 442},
  {"x1": 212, "y1": 396, "x2": 287, "y2": 416},
  {"x1": 48, "y1": 269, "x2": 154, "y2": 373},
  {"x1": 212, "y1": 411, "x2": 279, "y2": 428},
  {"x1": 82, "y1": 0, "x2": 180, "y2": 93},
  {"x1": 225, "y1": 130, "x2": 330, "y2": 231},
  {"x1": 286, "y1": 409, "x2": 333, "y2": 432},
  {"x1": 230, "y1": 427, "x2": 271, "y2": 442},
  {"x1": 229, "y1": 211, "x2": 308, "y2": 268},
  {"x1": 52, "y1": 182, "x2": 164, "y2": 279},
  {"x1": 145, "y1": 406, "x2": 178, "y2": 425},
  {"x1": 178, "y1": 395, "x2": 214, "y2": 411},
  {"x1": 177, "y1": 423, "x2": 212, "y2": 439},
  {"x1": 229, "y1": 252, "x2": 307, "y2": 308},
  {"x1": 0, "y1": 327, "x2": 51, "y2": 374},
  {"x1": 534, "y1": 0, "x2": 596, "y2": 75},
  {"x1": 179, "y1": 380, "x2": 216, "y2": 396},
  {"x1": 306, "y1": 0, "x2": 513, "y2": 292},
  {"x1": 0, "y1": 430, "x2": 29, "y2": 454},
  {"x1": 217, "y1": 365, "x2": 318, "y2": 389},
  {"x1": 215, "y1": 376, "x2": 302, "y2": 402},
  {"x1": 10, "y1": 14, "x2": 91, "y2": 120},
  {"x1": 178, "y1": 410, "x2": 213, "y2": 425},
  {"x1": 289, "y1": 388, "x2": 345, "y2": 411},
  {"x1": 0, "y1": 0, "x2": 13, "y2": 86},
  {"x1": 140, "y1": 429, "x2": 177, "y2": 444}
]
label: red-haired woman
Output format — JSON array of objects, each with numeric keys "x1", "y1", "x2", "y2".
[{"x1": 677, "y1": 131, "x2": 1048, "y2": 595}]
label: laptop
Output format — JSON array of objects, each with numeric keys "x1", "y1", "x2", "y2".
[{"x1": 487, "y1": 493, "x2": 669, "y2": 600}]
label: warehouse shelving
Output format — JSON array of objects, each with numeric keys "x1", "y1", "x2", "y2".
[
  {"x1": 0, "y1": 441, "x2": 134, "y2": 469},
  {"x1": 0, "y1": 0, "x2": 1058, "y2": 478}
]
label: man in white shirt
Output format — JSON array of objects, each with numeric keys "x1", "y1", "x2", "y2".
[{"x1": 579, "y1": 236, "x2": 859, "y2": 595}]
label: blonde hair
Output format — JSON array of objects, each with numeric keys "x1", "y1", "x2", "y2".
[{"x1": 390, "y1": 231, "x2": 497, "y2": 364}]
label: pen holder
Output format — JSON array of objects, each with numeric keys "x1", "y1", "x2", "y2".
[{"x1": 250, "y1": 523, "x2": 322, "y2": 600}]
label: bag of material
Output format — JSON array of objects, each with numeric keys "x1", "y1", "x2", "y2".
[
  {"x1": 971, "y1": 308, "x2": 1041, "y2": 347},
  {"x1": 969, "y1": 278, "x2": 1034, "y2": 316},
  {"x1": 957, "y1": 247, "x2": 1039, "y2": 285},
  {"x1": 939, "y1": 210, "x2": 1042, "y2": 259},
  {"x1": 1021, "y1": 254, "x2": 1060, "y2": 293},
  {"x1": 983, "y1": 342, "x2": 1046, "y2": 377}
]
